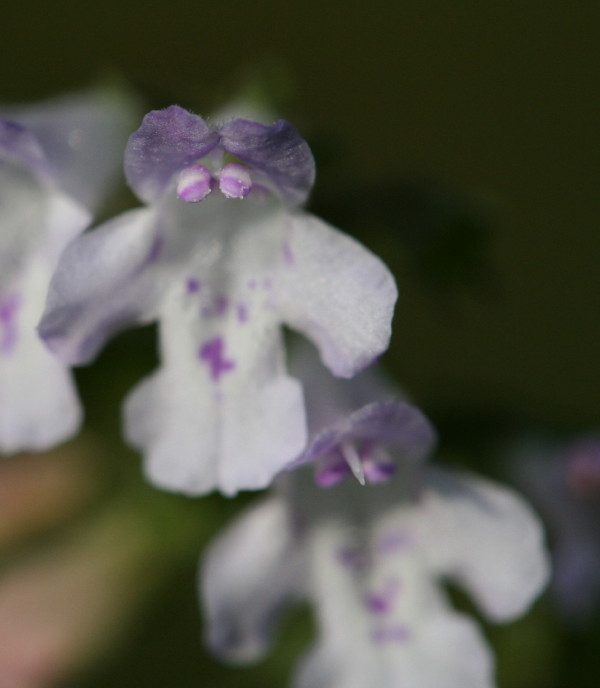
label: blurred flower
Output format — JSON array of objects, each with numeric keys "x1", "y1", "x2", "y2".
[
  {"x1": 40, "y1": 106, "x2": 397, "y2": 496},
  {"x1": 512, "y1": 436, "x2": 600, "y2": 624},
  {"x1": 0, "y1": 87, "x2": 138, "y2": 454},
  {"x1": 288, "y1": 342, "x2": 436, "y2": 487},
  {"x1": 203, "y1": 468, "x2": 549, "y2": 688},
  {"x1": 201, "y1": 357, "x2": 549, "y2": 687}
]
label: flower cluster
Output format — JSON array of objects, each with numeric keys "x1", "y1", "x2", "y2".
[
  {"x1": 1, "y1": 89, "x2": 550, "y2": 687},
  {"x1": 202, "y1": 348, "x2": 549, "y2": 688},
  {"x1": 39, "y1": 105, "x2": 397, "y2": 496}
]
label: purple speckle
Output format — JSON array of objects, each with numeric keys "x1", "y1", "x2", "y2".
[
  {"x1": 377, "y1": 531, "x2": 413, "y2": 555},
  {"x1": 364, "y1": 593, "x2": 393, "y2": 615},
  {"x1": 247, "y1": 279, "x2": 257, "y2": 290},
  {"x1": 336, "y1": 546, "x2": 364, "y2": 569},
  {"x1": 236, "y1": 303, "x2": 249, "y2": 323},
  {"x1": 199, "y1": 336, "x2": 235, "y2": 382},
  {"x1": 144, "y1": 237, "x2": 164, "y2": 265},
  {"x1": 0, "y1": 294, "x2": 21, "y2": 355},
  {"x1": 201, "y1": 294, "x2": 229, "y2": 319},
  {"x1": 364, "y1": 578, "x2": 400, "y2": 615},
  {"x1": 371, "y1": 625, "x2": 411, "y2": 645},
  {"x1": 186, "y1": 278, "x2": 201, "y2": 293},
  {"x1": 213, "y1": 294, "x2": 228, "y2": 316},
  {"x1": 282, "y1": 240, "x2": 295, "y2": 265},
  {"x1": 262, "y1": 277, "x2": 272, "y2": 289}
]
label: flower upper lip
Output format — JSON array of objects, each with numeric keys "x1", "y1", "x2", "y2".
[{"x1": 125, "y1": 105, "x2": 316, "y2": 207}]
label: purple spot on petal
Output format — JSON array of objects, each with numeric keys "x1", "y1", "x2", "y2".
[
  {"x1": 0, "y1": 294, "x2": 21, "y2": 356},
  {"x1": 262, "y1": 277, "x2": 272, "y2": 289},
  {"x1": 282, "y1": 240, "x2": 295, "y2": 265},
  {"x1": 364, "y1": 578, "x2": 400, "y2": 615},
  {"x1": 213, "y1": 294, "x2": 228, "y2": 317},
  {"x1": 200, "y1": 294, "x2": 229, "y2": 319},
  {"x1": 186, "y1": 278, "x2": 201, "y2": 294},
  {"x1": 146, "y1": 236, "x2": 163, "y2": 264},
  {"x1": 365, "y1": 594, "x2": 392, "y2": 615},
  {"x1": 371, "y1": 625, "x2": 411, "y2": 645},
  {"x1": 377, "y1": 531, "x2": 413, "y2": 555},
  {"x1": 337, "y1": 546, "x2": 363, "y2": 569},
  {"x1": 248, "y1": 279, "x2": 257, "y2": 290},
  {"x1": 199, "y1": 336, "x2": 235, "y2": 382},
  {"x1": 236, "y1": 303, "x2": 249, "y2": 323}
]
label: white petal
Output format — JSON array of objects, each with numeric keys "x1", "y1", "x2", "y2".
[
  {"x1": 0, "y1": 159, "x2": 47, "y2": 286},
  {"x1": 420, "y1": 468, "x2": 550, "y2": 622},
  {"x1": 39, "y1": 207, "x2": 162, "y2": 365},
  {"x1": 124, "y1": 272, "x2": 306, "y2": 495},
  {"x1": 276, "y1": 213, "x2": 397, "y2": 377},
  {"x1": 294, "y1": 516, "x2": 494, "y2": 688},
  {"x1": 125, "y1": 209, "x2": 308, "y2": 495},
  {"x1": 3, "y1": 86, "x2": 139, "y2": 212},
  {"x1": 200, "y1": 496, "x2": 303, "y2": 662},
  {"x1": 0, "y1": 258, "x2": 81, "y2": 453},
  {"x1": 43, "y1": 190, "x2": 91, "y2": 263}
]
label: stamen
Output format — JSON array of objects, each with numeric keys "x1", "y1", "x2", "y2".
[
  {"x1": 341, "y1": 440, "x2": 366, "y2": 486},
  {"x1": 176, "y1": 164, "x2": 214, "y2": 202},
  {"x1": 219, "y1": 163, "x2": 253, "y2": 199},
  {"x1": 362, "y1": 456, "x2": 396, "y2": 484}
]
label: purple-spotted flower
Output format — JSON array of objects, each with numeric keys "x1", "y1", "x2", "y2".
[
  {"x1": 39, "y1": 106, "x2": 397, "y2": 496},
  {"x1": 288, "y1": 341, "x2": 436, "y2": 488},
  {"x1": 0, "y1": 88, "x2": 136, "y2": 453},
  {"x1": 513, "y1": 436, "x2": 600, "y2": 624},
  {"x1": 201, "y1": 359, "x2": 549, "y2": 688}
]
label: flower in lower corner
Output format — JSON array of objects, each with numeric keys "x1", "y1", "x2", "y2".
[
  {"x1": 200, "y1": 360, "x2": 549, "y2": 688},
  {"x1": 39, "y1": 105, "x2": 398, "y2": 496},
  {"x1": 0, "y1": 87, "x2": 137, "y2": 454}
]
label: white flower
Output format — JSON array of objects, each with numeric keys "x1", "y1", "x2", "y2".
[
  {"x1": 40, "y1": 106, "x2": 397, "y2": 495},
  {"x1": 0, "y1": 88, "x2": 137, "y2": 453},
  {"x1": 202, "y1": 466, "x2": 549, "y2": 688},
  {"x1": 201, "y1": 355, "x2": 549, "y2": 687}
]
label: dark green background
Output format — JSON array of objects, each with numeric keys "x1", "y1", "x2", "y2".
[
  {"x1": 3, "y1": 1, "x2": 598, "y2": 424},
  {"x1": 1, "y1": 2, "x2": 599, "y2": 686}
]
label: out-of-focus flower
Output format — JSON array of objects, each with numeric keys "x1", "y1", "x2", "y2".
[
  {"x1": 289, "y1": 342, "x2": 436, "y2": 487},
  {"x1": 201, "y1": 356, "x2": 549, "y2": 687},
  {"x1": 40, "y1": 106, "x2": 397, "y2": 496},
  {"x1": 512, "y1": 436, "x2": 600, "y2": 624},
  {"x1": 202, "y1": 468, "x2": 549, "y2": 688},
  {"x1": 0, "y1": 87, "x2": 138, "y2": 454}
]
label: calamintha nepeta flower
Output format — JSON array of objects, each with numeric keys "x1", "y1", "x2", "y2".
[
  {"x1": 39, "y1": 106, "x2": 397, "y2": 496},
  {"x1": 0, "y1": 88, "x2": 136, "y2": 453},
  {"x1": 513, "y1": 436, "x2": 600, "y2": 624},
  {"x1": 201, "y1": 358, "x2": 549, "y2": 688}
]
